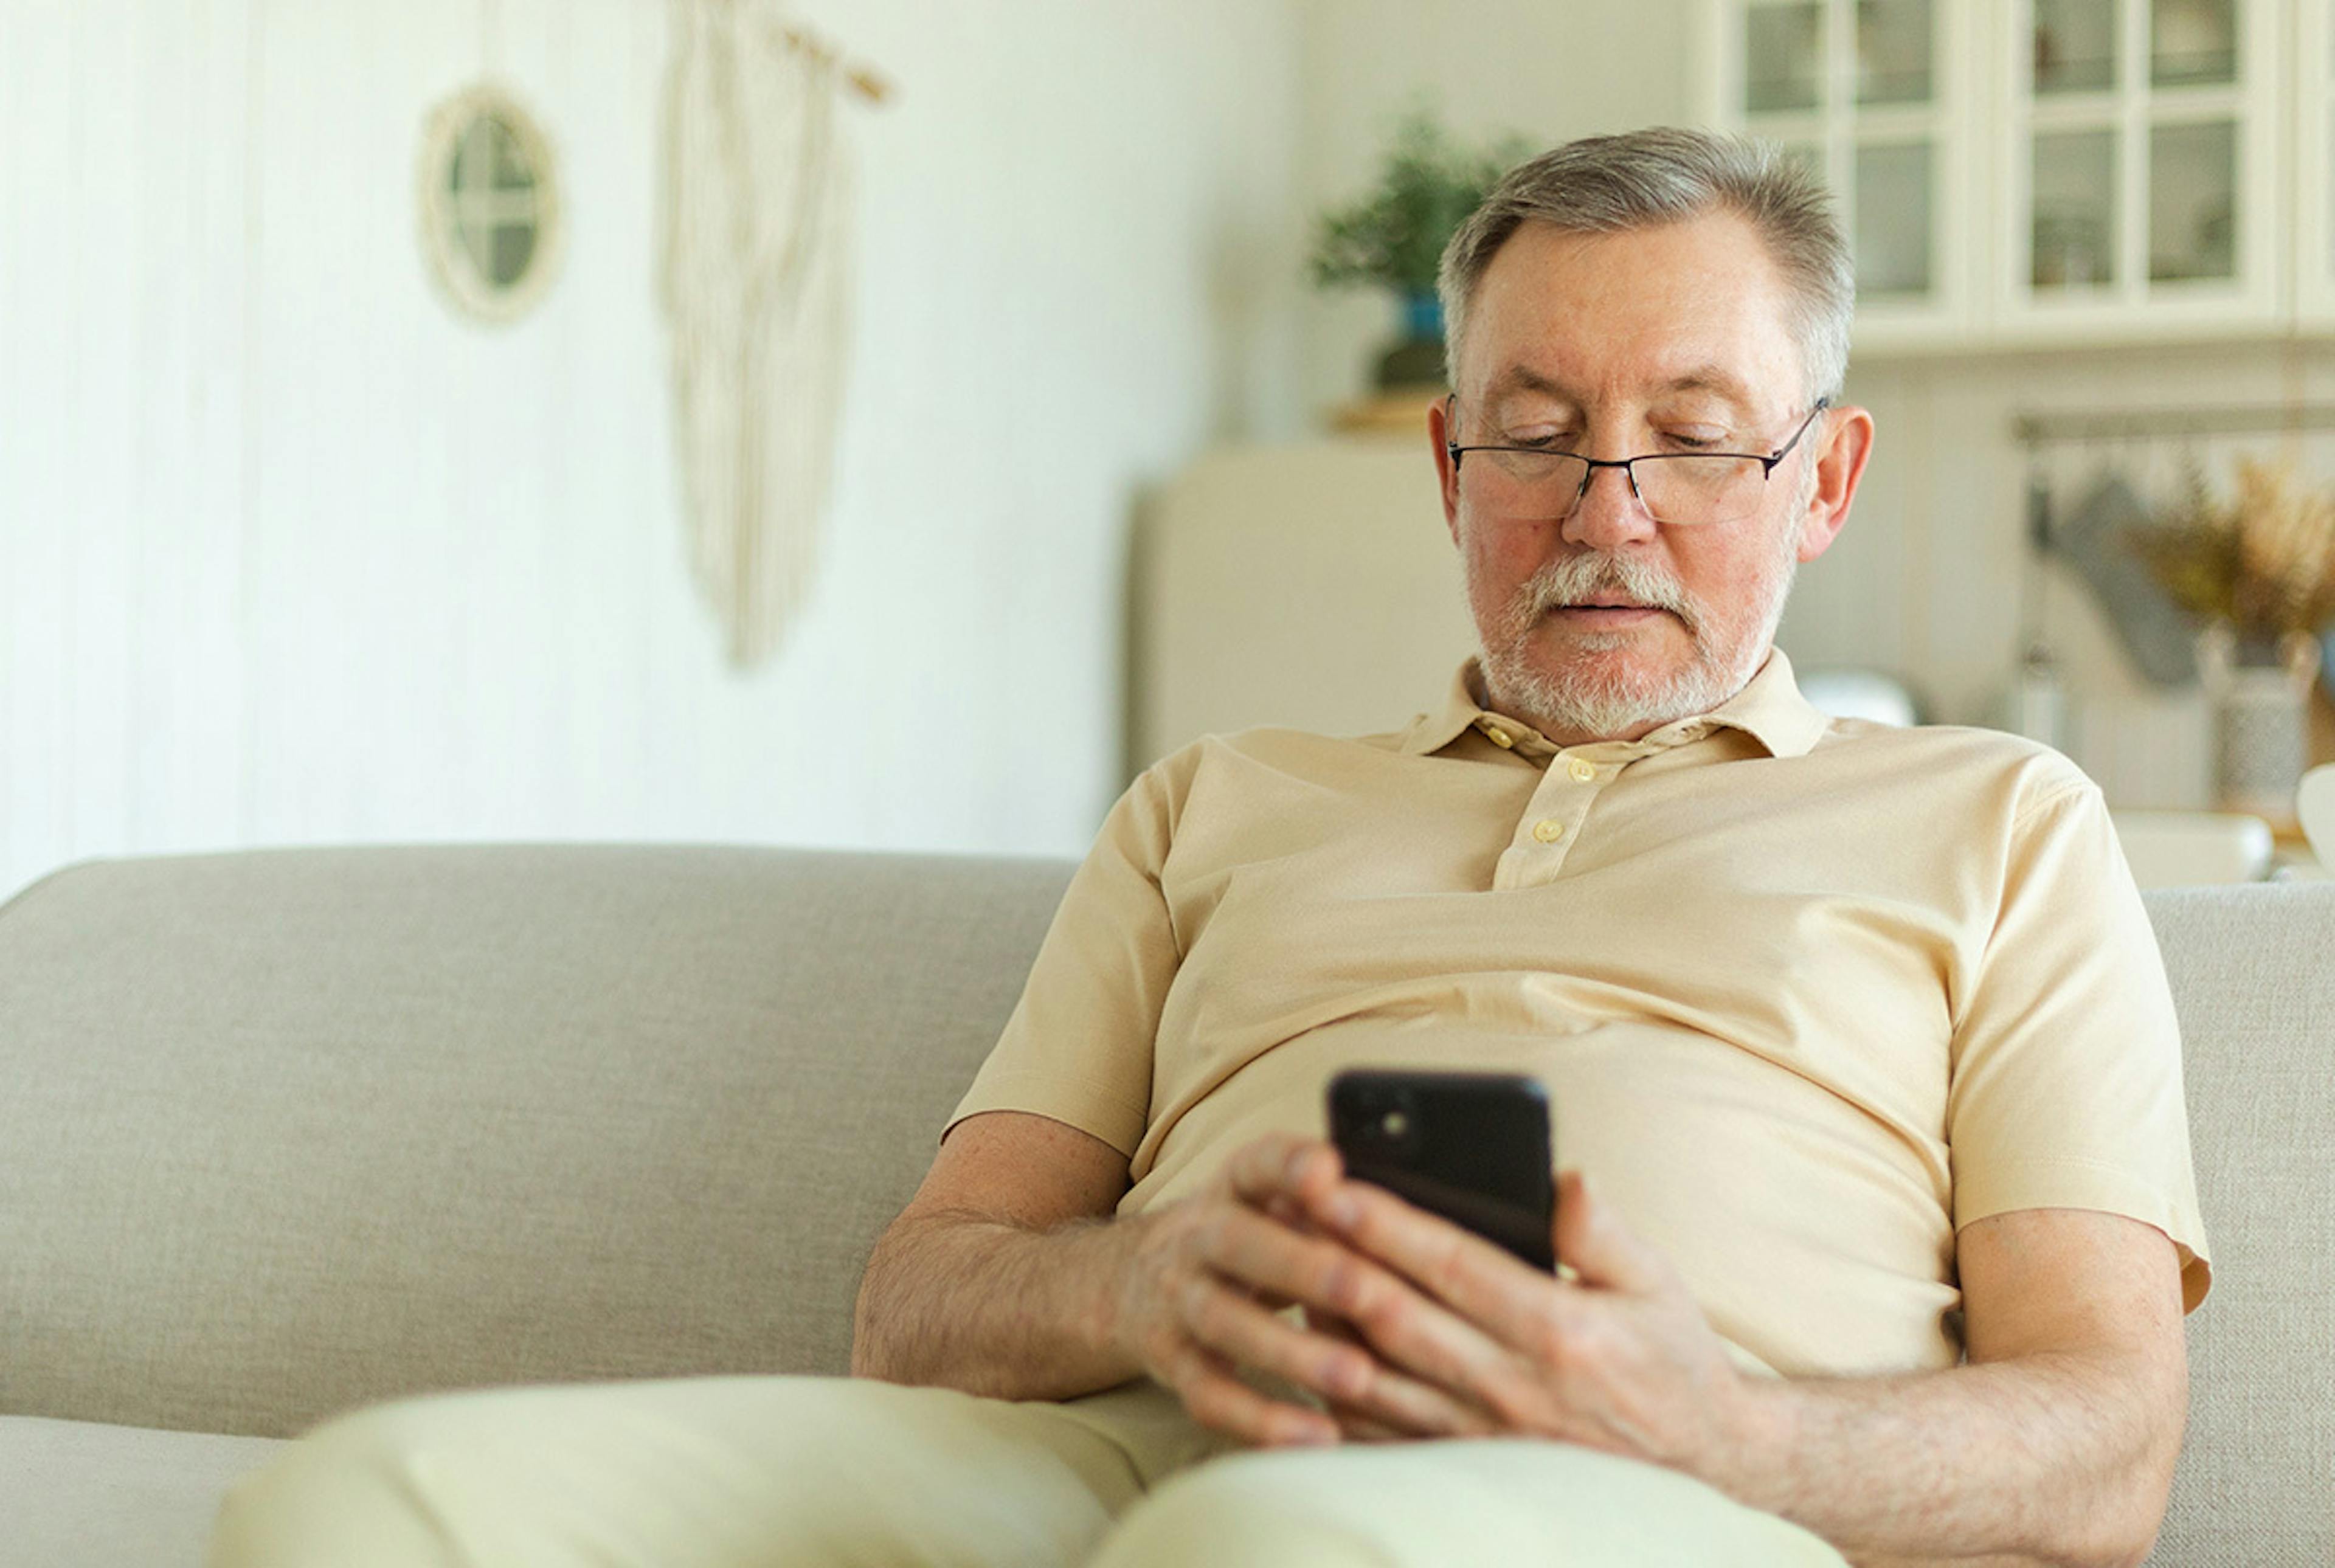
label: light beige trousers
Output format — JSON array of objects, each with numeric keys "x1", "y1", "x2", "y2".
[{"x1": 207, "y1": 1373, "x2": 1849, "y2": 1567}]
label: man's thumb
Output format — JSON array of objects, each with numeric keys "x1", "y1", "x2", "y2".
[{"x1": 1553, "y1": 1170, "x2": 1665, "y2": 1293}]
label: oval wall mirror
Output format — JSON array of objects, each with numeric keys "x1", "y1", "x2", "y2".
[{"x1": 418, "y1": 85, "x2": 563, "y2": 324}]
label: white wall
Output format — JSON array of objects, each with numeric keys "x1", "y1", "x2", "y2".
[
  {"x1": 17, "y1": 0, "x2": 2322, "y2": 906},
  {"x1": 1292, "y1": 0, "x2": 1702, "y2": 420},
  {"x1": 0, "y1": 0, "x2": 1304, "y2": 900}
]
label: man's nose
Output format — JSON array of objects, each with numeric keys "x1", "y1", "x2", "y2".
[{"x1": 1561, "y1": 461, "x2": 1661, "y2": 552}]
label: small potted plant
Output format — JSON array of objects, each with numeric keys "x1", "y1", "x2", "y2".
[
  {"x1": 2135, "y1": 456, "x2": 2335, "y2": 820},
  {"x1": 1310, "y1": 109, "x2": 1526, "y2": 395}
]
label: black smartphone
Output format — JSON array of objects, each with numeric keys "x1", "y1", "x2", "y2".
[{"x1": 1326, "y1": 1068, "x2": 1556, "y2": 1271}]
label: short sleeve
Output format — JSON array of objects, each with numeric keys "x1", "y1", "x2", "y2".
[
  {"x1": 944, "y1": 762, "x2": 1183, "y2": 1158},
  {"x1": 1946, "y1": 779, "x2": 2212, "y2": 1311}
]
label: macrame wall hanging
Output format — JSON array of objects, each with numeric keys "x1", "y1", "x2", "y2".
[{"x1": 660, "y1": 1, "x2": 889, "y2": 669}]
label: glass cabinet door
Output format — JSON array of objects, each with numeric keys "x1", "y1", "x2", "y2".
[
  {"x1": 1746, "y1": 1, "x2": 1825, "y2": 110},
  {"x1": 2034, "y1": 0, "x2": 2119, "y2": 91},
  {"x1": 1858, "y1": 0, "x2": 1936, "y2": 102},
  {"x1": 1722, "y1": 0, "x2": 1967, "y2": 343},
  {"x1": 2032, "y1": 128, "x2": 2119, "y2": 288},
  {"x1": 1856, "y1": 138, "x2": 1935, "y2": 295},
  {"x1": 2149, "y1": 119, "x2": 2236, "y2": 282},
  {"x1": 2004, "y1": 0, "x2": 2274, "y2": 328}
]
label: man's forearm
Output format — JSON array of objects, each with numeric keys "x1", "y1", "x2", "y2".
[
  {"x1": 1722, "y1": 1349, "x2": 2179, "y2": 1568},
  {"x1": 851, "y1": 1207, "x2": 1149, "y2": 1400}
]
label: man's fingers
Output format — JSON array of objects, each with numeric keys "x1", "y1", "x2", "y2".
[
  {"x1": 1307, "y1": 1302, "x2": 1512, "y2": 1438},
  {"x1": 1191, "y1": 1200, "x2": 1529, "y2": 1430},
  {"x1": 1175, "y1": 1269, "x2": 1492, "y2": 1443},
  {"x1": 1327, "y1": 1403, "x2": 1406, "y2": 1444},
  {"x1": 1161, "y1": 1342, "x2": 1338, "y2": 1448},
  {"x1": 1330, "y1": 1391, "x2": 1498, "y2": 1444},
  {"x1": 1337, "y1": 1357, "x2": 1506, "y2": 1439},
  {"x1": 1262, "y1": 1192, "x2": 1321, "y2": 1234},
  {"x1": 1312, "y1": 1176, "x2": 1593, "y2": 1365},
  {"x1": 1175, "y1": 1271, "x2": 1377, "y2": 1409},
  {"x1": 1196, "y1": 1201, "x2": 1394, "y2": 1325},
  {"x1": 1552, "y1": 1169, "x2": 1669, "y2": 1294},
  {"x1": 1225, "y1": 1134, "x2": 1343, "y2": 1211},
  {"x1": 1329, "y1": 1254, "x2": 1538, "y2": 1422}
]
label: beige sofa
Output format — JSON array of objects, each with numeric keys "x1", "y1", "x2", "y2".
[{"x1": 1, "y1": 846, "x2": 2329, "y2": 1566}]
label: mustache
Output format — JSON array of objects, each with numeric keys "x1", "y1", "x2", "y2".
[{"x1": 1510, "y1": 553, "x2": 1699, "y2": 634}]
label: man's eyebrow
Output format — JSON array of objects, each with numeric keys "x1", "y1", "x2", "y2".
[{"x1": 1478, "y1": 364, "x2": 1763, "y2": 413}]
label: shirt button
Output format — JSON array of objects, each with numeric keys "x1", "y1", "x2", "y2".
[
  {"x1": 1566, "y1": 758, "x2": 1596, "y2": 783},
  {"x1": 1484, "y1": 726, "x2": 1514, "y2": 749},
  {"x1": 1532, "y1": 818, "x2": 1565, "y2": 844}
]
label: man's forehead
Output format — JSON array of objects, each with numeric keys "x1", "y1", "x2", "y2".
[
  {"x1": 1459, "y1": 216, "x2": 1803, "y2": 415},
  {"x1": 1479, "y1": 361, "x2": 1768, "y2": 415}
]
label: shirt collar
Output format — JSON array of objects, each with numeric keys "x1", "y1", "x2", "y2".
[{"x1": 1399, "y1": 648, "x2": 1831, "y2": 761}]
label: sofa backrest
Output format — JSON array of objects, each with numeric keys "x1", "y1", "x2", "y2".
[
  {"x1": 0, "y1": 846, "x2": 1071, "y2": 1440},
  {"x1": 2142, "y1": 883, "x2": 2335, "y2": 1566},
  {"x1": 1, "y1": 849, "x2": 2327, "y2": 1561}
]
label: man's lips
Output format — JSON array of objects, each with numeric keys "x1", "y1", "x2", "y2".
[{"x1": 1546, "y1": 603, "x2": 1672, "y2": 623}]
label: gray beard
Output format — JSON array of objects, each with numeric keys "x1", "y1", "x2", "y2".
[{"x1": 1478, "y1": 537, "x2": 1800, "y2": 742}]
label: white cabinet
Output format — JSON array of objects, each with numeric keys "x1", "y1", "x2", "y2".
[
  {"x1": 2295, "y1": 0, "x2": 2335, "y2": 326},
  {"x1": 1707, "y1": 0, "x2": 2303, "y2": 349},
  {"x1": 1999, "y1": 0, "x2": 2280, "y2": 337},
  {"x1": 1710, "y1": 1, "x2": 1982, "y2": 350}
]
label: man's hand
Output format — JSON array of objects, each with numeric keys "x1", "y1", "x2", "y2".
[
  {"x1": 1113, "y1": 1135, "x2": 1504, "y2": 1449},
  {"x1": 865, "y1": 1116, "x2": 2182, "y2": 1564},
  {"x1": 1268, "y1": 1147, "x2": 2188, "y2": 1568},
  {"x1": 1282, "y1": 1151, "x2": 1758, "y2": 1485}
]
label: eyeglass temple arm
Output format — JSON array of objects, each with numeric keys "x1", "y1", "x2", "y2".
[{"x1": 1761, "y1": 398, "x2": 1833, "y2": 472}]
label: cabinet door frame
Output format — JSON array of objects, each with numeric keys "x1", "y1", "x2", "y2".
[
  {"x1": 2294, "y1": 0, "x2": 2335, "y2": 326},
  {"x1": 1991, "y1": 0, "x2": 2287, "y2": 341}
]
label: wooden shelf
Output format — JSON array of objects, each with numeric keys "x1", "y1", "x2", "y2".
[{"x1": 1330, "y1": 386, "x2": 1443, "y2": 437}]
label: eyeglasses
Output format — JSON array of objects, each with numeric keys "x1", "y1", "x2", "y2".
[{"x1": 1444, "y1": 398, "x2": 1831, "y2": 526}]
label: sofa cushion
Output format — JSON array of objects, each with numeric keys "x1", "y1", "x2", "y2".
[
  {"x1": 4, "y1": 848, "x2": 2328, "y2": 1566},
  {"x1": 0, "y1": 1415, "x2": 280, "y2": 1568},
  {"x1": 0, "y1": 846, "x2": 1072, "y2": 1440}
]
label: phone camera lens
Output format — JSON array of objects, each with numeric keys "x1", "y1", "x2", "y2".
[{"x1": 1380, "y1": 1110, "x2": 1409, "y2": 1138}]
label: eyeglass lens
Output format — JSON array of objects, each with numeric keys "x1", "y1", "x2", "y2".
[{"x1": 1459, "y1": 451, "x2": 1771, "y2": 525}]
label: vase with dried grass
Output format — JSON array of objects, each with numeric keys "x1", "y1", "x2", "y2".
[{"x1": 2136, "y1": 456, "x2": 2335, "y2": 822}]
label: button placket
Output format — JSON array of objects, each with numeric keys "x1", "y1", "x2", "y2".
[{"x1": 1492, "y1": 750, "x2": 1616, "y2": 888}]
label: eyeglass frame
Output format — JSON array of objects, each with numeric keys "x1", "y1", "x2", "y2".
[{"x1": 1442, "y1": 396, "x2": 1833, "y2": 525}]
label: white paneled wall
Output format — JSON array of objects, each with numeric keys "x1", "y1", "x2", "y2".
[
  {"x1": 1291, "y1": 0, "x2": 1701, "y2": 421},
  {"x1": 0, "y1": 0, "x2": 1304, "y2": 900}
]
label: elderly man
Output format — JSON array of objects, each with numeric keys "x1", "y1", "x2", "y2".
[{"x1": 211, "y1": 128, "x2": 2207, "y2": 1568}]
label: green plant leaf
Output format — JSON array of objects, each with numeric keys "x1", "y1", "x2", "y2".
[{"x1": 1307, "y1": 109, "x2": 1529, "y2": 297}]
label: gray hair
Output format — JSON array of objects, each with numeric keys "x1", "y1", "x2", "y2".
[{"x1": 1437, "y1": 127, "x2": 1853, "y2": 407}]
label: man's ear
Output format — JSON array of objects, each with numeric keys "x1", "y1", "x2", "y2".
[
  {"x1": 1794, "y1": 404, "x2": 1874, "y2": 564},
  {"x1": 1428, "y1": 396, "x2": 1462, "y2": 546}
]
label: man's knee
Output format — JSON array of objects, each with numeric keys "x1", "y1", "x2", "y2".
[
  {"x1": 1091, "y1": 1449, "x2": 1398, "y2": 1568},
  {"x1": 209, "y1": 1385, "x2": 533, "y2": 1567},
  {"x1": 209, "y1": 1375, "x2": 1155, "y2": 1568},
  {"x1": 210, "y1": 1377, "x2": 901, "y2": 1567},
  {"x1": 1091, "y1": 1440, "x2": 1850, "y2": 1568}
]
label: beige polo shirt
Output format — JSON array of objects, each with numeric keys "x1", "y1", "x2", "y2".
[{"x1": 949, "y1": 650, "x2": 2210, "y2": 1380}]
